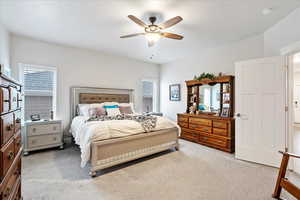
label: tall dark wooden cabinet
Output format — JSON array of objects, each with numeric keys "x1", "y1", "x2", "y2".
[
  {"x1": 0, "y1": 69, "x2": 23, "y2": 200},
  {"x1": 178, "y1": 75, "x2": 235, "y2": 153}
]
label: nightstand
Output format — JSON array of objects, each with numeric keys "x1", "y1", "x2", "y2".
[{"x1": 23, "y1": 120, "x2": 63, "y2": 155}]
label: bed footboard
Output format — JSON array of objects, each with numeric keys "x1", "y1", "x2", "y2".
[{"x1": 89, "y1": 128, "x2": 179, "y2": 176}]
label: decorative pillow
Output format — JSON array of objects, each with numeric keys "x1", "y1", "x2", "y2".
[
  {"x1": 88, "y1": 107, "x2": 106, "y2": 117},
  {"x1": 119, "y1": 105, "x2": 133, "y2": 114},
  {"x1": 104, "y1": 105, "x2": 121, "y2": 116},
  {"x1": 119, "y1": 103, "x2": 135, "y2": 113}
]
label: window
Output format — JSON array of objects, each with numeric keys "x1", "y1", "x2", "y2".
[
  {"x1": 142, "y1": 80, "x2": 158, "y2": 113},
  {"x1": 19, "y1": 64, "x2": 57, "y2": 121}
]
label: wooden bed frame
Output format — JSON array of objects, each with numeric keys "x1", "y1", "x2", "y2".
[{"x1": 70, "y1": 87, "x2": 179, "y2": 177}]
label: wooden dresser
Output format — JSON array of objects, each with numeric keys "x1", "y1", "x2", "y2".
[
  {"x1": 178, "y1": 75, "x2": 235, "y2": 153},
  {"x1": 0, "y1": 73, "x2": 23, "y2": 200},
  {"x1": 178, "y1": 114, "x2": 234, "y2": 152}
]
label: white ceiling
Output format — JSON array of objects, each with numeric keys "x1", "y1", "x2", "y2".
[{"x1": 0, "y1": 0, "x2": 300, "y2": 64}]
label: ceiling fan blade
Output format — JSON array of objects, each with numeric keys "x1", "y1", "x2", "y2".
[
  {"x1": 120, "y1": 33, "x2": 145, "y2": 38},
  {"x1": 128, "y1": 15, "x2": 147, "y2": 28},
  {"x1": 159, "y1": 16, "x2": 183, "y2": 29},
  {"x1": 161, "y1": 32, "x2": 184, "y2": 40}
]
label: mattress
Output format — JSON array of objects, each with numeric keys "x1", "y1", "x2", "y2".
[{"x1": 71, "y1": 115, "x2": 179, "y2": 167}]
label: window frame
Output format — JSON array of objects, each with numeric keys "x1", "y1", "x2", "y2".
[{"x1": 18, "y1": 63, "x2": 57, "y2": 122}]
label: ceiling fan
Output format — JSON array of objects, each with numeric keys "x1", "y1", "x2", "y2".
[{"x1": 120, "y1": 15, "x2": 184, "y2": 47}]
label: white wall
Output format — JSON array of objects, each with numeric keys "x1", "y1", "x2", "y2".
[
  {"x1": 160, "y1": 35, "x2": 264, "y2": 120},
  {"x1": 0, "y1": 23, "x2": 10, "y2": 75},
  {"x1": 264, "y1": 7, "x2": 300, "y2": 56},
  {"x1": 10, "y1": 35, "x2": 160, "y2": 133}
]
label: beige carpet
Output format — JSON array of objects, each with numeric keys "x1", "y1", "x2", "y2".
[{"x1": 22, "y1": 139, "x2": 299, "y2": 200}]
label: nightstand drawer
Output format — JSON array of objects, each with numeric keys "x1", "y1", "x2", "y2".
[
  {"x1": 28, "y1": 123, "x2": 61, "y2": 136},
  {"x1": 28, "y1": 134, "x2": 61, "y2": 148}
]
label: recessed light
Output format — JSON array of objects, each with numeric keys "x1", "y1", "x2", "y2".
[{"x1": 262, "y1": 8, "x2": 273, "y2": 15}]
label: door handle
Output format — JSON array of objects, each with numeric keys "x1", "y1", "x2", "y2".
[
  {"x1": 235, "y1": 113, "x2": 241, "y2": 117},
  {"x1": 235, "y1": 113, "x2": 248, "y2": 120}
]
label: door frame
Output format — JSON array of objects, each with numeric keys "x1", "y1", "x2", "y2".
[{"x1": 281, "y1": 40, "x2": 300, "y2": 172}]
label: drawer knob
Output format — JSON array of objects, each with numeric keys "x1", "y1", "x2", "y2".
[
  {"x1": 6, "y1": 124, "x2": 13, "y2": 131},
  {"x1": 7, "y1": 151, "x2": 14, "y2": 160},
  {"x1": 53, "y1": 137, "x2": 57, "y2": 141},
  {"x1": 32, "y1": 128, "x2": 36, "y2": 132},
  {"x1": 3, "y1": 187, "x2": 11, "y2": 197}
]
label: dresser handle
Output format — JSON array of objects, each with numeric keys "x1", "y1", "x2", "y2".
[
  {"x1": 32, "y1": 128, "x2": 36, "y2": 132},
  {"x1": 7, "y1": 151, "x2": 14, "y2": 160},
  {"x1": 16, "y1": 140, "x2": 21, "y2": 145},
  {"x1": 6, "y1": 124, "x2": 13, "y2": 131},
  {"x1": 4, "y1": 99, "x2": 9, "y2": 103},
  {"x1": 3, "y1": 187, "x2": 11, "y2": 198}
]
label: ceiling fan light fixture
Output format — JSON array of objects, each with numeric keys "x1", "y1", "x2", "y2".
[{"x1": 145, "y1": 32, "x2": 161, "y2": 45}]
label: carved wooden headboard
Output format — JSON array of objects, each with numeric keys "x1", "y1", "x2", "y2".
[
  {"x1": 79, "y1": 93, "x2": 130, "y2": 104},
  {"x1": 70, "y1": 87, "x2": 134, "y2": 120}
]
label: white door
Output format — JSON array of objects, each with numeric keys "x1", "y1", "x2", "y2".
[
  {"x1": 293, "y1": 82, "x2": 300, "y2": 123},
  {"x1": 235, "y1": 56, "x2": 286, "y2": 167}
]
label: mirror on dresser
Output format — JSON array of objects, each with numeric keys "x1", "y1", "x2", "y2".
[{"x1": 198, "y1": 83, "x2": 221, "y2": 113}]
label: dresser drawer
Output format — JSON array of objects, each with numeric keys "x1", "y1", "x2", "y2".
[
  {"x1": 28, "y1": 134, "x2": 61, "y2": 149},
  {"x1": 213, "y1": 120, "x2": 228, "y2": 129},
  {"x1": 199, "y1": 135, "x2": 229, "y2": 149},
  {"x1": 1, "y1": 113, "x2": 15, "y2": 146},
  {"x1": 14, "y1": 111, "x2": 22, "y2": 134},
  {"x1": 189, "y1": 117, "x2": 212, "y2": 126},
  {"x1": 28, "y1": 123, "x2": 61, "y2": 136},
  {"x1": 178, "y1": 116, "x2": 188, "y2": 123},
  {"x1": 189, "y1": 123, "x2": 212, "y2": 133},
  {"x1": 10, "y1": 180, "x2": 21, "y2": 200},
  {"x1": 181, "y1": 128, "x2": 198, "y2": 142},
  {"x1": 0, "y1": 86, "x2": 10, "y2": 113},
  {"x1": 0, "y1": 138, "x2": 15, "y2": 181},
  {"x1": 178, "y1": 122, "x2": 188, "y2": 128},
  {"x1": 1, "y1": 169, "x2": 20, "y2": 200},
  {"x1": 14, "y1": 132, "x2": 22, "y2": 155},
  {"x1": 213, "y1": 128, "x2": 229, "y2": 137}
]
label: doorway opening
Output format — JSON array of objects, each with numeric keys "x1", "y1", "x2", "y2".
[{"x1": 290, "y1": 51, "x2": 300, "y2": 174}]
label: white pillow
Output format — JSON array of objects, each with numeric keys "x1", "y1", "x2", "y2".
[
  {"x1": 104, "y1": 102, "x2": 119, "y2": 106},
  {"x1": 77, "y1": 104, "x2": 90, "y2": 117}
]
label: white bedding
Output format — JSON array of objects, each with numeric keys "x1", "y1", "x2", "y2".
[{"x1": 71, "y1": 115, "x2": 180, "y2": 167}]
